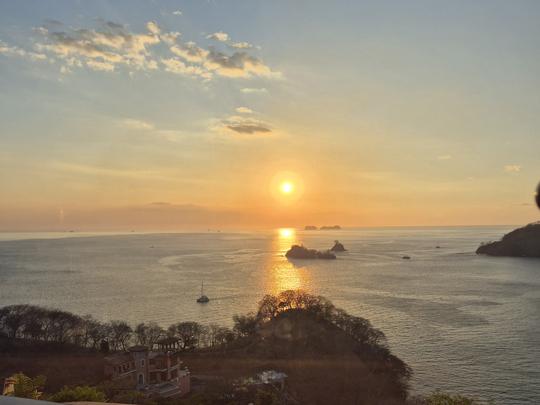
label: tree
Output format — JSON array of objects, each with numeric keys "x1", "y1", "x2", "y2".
[
  {"x1": 49, "y1": 385, "x2": 106, "y2": 402},
  {"x1": 168, "y1": 321, "x2": 203, "y2": 350},
  {"x1": 232, "y1": 313, "x2": 258, "y2": 337},
  {"x1": 257, "y1": 295, "x2": 279, "y2": 321},
  {"x1": 82, "y1": 316, "x2": 109, "y2": 349},
  {"x1": 108, "y1": 320, "x2": 133, "y2": 351},
  {"x1": 135, "y1": 322, "x2": 165, "y2": 348},
  {"x1": 0, "y1": 305, "x2": 30, "y2": 338},
  {"x1": 47, "y1": 309, "x2": 83, "y2": 344},
  {"x1": 6, "y1": 373, "x2": 46, "y2": 399},
  {"x1": 207, "y1": 324, "x2": 234, "y2": 346}
]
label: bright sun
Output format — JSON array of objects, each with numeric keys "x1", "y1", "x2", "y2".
[{"x1": 280, "y1": 181, "x2": 294, "y2": 194}]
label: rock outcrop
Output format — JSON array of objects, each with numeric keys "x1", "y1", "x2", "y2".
[
  {"x1": 476, "y1": 222, "x2": 540, "y2": 257},
  {"x1": 285, "y1": 245, "x2": 336, "y2": 260},
  {"x1": 330, "y1": 240, "x2": 346, "y2": 252}
]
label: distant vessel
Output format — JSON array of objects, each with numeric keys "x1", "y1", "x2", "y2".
[{"x1": 196, "y1": 281, "x2": 210, "y2": 303}]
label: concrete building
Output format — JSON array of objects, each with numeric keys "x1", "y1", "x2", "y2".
[{"x1": 104, "y1": 339, "x2": 190, "y2": 398}]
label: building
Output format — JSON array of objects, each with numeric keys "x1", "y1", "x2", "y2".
[
  {"x1": 2, "y1": 377, "x2": 16, "y2": 396},
  {"x1": 104, "y1": 339, "x2": 190, "y2": 398}
]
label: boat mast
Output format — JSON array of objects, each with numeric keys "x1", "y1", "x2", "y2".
[{"x1": 201, "y1": 281, "x2": 204, "y2": 296}]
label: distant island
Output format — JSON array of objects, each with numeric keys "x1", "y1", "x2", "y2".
[
  {"x1": 285, "y1": 244, "x2": 336, "y2": 259},
  {"x1": 476, "y1": 222, "x2": 540, "y2": 257},
  {"x1": 304, "y1": 225, "x2": 342, "y2": 230},
  {"x1": 320, "y1": 225, "x2": 341, "y2": 230}
]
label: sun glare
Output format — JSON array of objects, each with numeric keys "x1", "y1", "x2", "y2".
[
  {"x1": 279, "y1": 228, "x2": 295, "y2": 238},
  {"x1": 280, "y1": 181, "x2": 294, "y2": 194}
]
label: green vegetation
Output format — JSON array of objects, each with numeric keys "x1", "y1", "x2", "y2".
[
  {"x1": 0, "y1": 304, "x2": 234, "y2": 351},
  {"x1": 48, "y1": 385, "x2": 106, "y2": 402},
  {"x1": 5, "y1": 372, "x2": 46, "y2": 399}
]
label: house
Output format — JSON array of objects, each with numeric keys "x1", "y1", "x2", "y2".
[
  {"x1": 104, "y1": 338, "x2": 190, "y2": 398},
  {"x1": 2, "y1": 377, "x2": 16, "y2": 396}
]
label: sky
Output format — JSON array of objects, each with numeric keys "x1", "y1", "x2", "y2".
[{"x1": 0, "y1": 0, "x2": 539, "y2": 231}]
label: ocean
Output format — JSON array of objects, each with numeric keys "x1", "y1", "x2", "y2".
[{"x1": 0, "y1": 227, "x2": 538, "y2": 403}]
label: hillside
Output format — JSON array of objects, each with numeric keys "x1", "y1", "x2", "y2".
[
  {"x1": 188, "y1": 305, "x2": 410, "y2": 404},
  {"x1": 476, "y1": 223, "x2": 540, "y2": 257}
]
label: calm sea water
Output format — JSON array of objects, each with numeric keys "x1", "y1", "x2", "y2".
[{"x1": 0, "y1": 227, "x2": 539, "y2": 403}]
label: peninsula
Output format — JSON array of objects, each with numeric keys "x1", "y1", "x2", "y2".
[{"x1": 476, "y1": 222, "x2": 540, "y2": 257}]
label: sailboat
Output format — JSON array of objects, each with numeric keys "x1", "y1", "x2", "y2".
[{"x1": 196, "y1": 281, "x2": 210, "y2": 303}]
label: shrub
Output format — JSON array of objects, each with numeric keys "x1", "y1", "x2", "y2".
[{"x1": 48, "y1": 385, "x2": 106, "y2": 402}]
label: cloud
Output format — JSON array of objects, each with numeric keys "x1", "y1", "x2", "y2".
[
  {"x1": 169, "y1": 42, "x2": 277, "y2": 78},
  {"x1": 231, "y1": 41, "x2": 253, "y2": 49},
  {"x1": 204, "y1": 47, "x2": 278, "y2": 78},
  {"x1": 117, "y1": 118, "x2": 184, "y2": 141},
  {"x1": 146, "y1": 21, "x2": 160, "y2": 35},
  {"x1": 170, "y1": 41, "x2": 209, "y2": 63},
  {"x1": 437, "y1": 155, "x2": 452, "y2": 160},
  {"x1": 161, "y1": 57, "x2": 212, "y2": 79},
  {"x1": 235, "y1": 107, "x2": 253, "y2": 114},
  {"x1": 86, "y1": 59, "x2": 115, "y2": 71},
  {"x1": 0, "y1": 40, "x2": 47, "y2": 61},
  {"x1": 504, "y1": 165, "x2": 522, "y2": 173},
  {"x1": 221, "y1": 115, "x2": 271, "y2": 135},
  {"x1": 1, "y1": 20, "x2": 278, "y2": 80},
  {"x1": 241, "y1": 87, "x2": 268, "y2": 94},
  {"x1": 161, "y1": 31, "x2": 181, "y2": 45},
  {"x1": 206, "y1": 31, "x2": 229, "y2": 42},
  {"x1": 172, "y1": 10, "x2": 182, "y2": 16},
  {"x1": 52, "y1": 161, "x2": 169, "y2": 180},
  {"x1": 207, "y1": 32, "x2": 255, "y2": 50},
  {"x1": 33, "y1": 20, "x2": 161, "y2": 72},
  {"x1": 119, "y1": 118, "x2": 155, "y2": 130}
]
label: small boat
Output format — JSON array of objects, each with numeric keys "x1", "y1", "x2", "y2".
[
  {"x1": 196, "y1": 281, "x2": 210, "y2": 303},
  {"x1": 402, "y1": 255, "x2": 411, "y2": 260}
]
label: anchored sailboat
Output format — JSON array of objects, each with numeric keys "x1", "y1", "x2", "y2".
[{"x1": 196, "y1": 281, "x2": 209, "y2": 303}]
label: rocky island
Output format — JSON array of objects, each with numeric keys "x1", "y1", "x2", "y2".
[
  {"x1": 320, "y1": 225, "x2": 341, "y2": 230},
  {"x1": 304, "y1": 225, "x2": 318, "y2": 230},
  {"x1": 330, "y1": 240, "x2": 346, "y2": 252},
  {"x1": 286, "y1": 245, "x2": 336, "y2": 259},
  {"x1": 476, "y1": 222, "x2": 540, "y2": 257}
]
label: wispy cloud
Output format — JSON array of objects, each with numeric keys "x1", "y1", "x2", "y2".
[
  {"x1": 0, "y1": 40, "x2": 47, "y2": 61},
  {"x1": 437, "y1": 154, "x2": 452, "y2": 160},
  {"x1": 231, "y1": 41, "x2": 253, "y2": 49},
  {"x1": 206, "y1": 31, "x2": 229, "y2": 42},
  {"x1": 117, "y1": 118, "x2": 184, "y2": 141},
  {"x1": 207, "y1": 31, "x2": 254, "y2": 50},
  {"x1": 504, "y1": 164, "x2": 522, "y2": 173},
  {"x1": 118, "y1": 118, "x2": 155, "y2": 130},
  {"x1": 235, "y1": 106, "x2": 253, "y2": 114},
  {"x1": 220, "y1": 115, "x2": 272, "y2": 136},
  {"x1": 52, "y1": 161, "x2": 169, "y2": 180},
  {"x1": 241, "y1": 87, "x2": 268, "y2": 94},
  {"x1": 172, "y1": 10, "x2": 182, "y2": 16}
]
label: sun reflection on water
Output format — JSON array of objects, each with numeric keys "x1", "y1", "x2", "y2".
[{"x1": 264, "y1": 228, "x2": 311, "y2": 295}]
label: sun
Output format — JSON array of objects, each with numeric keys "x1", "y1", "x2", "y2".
[{"x1": 280, "y1": 181, "x2": 294, "y2": 194}]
